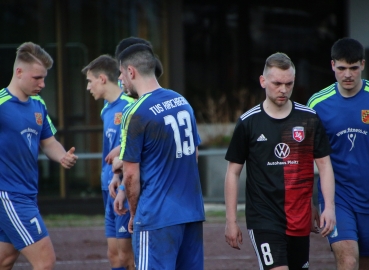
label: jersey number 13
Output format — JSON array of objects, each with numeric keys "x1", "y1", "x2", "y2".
[{"x1": 164, "y1": 110, "x2": 195, "y2": 158}]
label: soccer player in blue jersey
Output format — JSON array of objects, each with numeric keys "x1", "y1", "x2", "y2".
[
  {"x1": 112, "y1": 44, "x2": 205, "y2": 270},
  {"x1": 105, "y1": 36, "x2": 163, "y2": 164},
  {"x1": 82, "y1": 55, "x2": 135, "y2": 270},
  {"x1": 225, "y1": 53, "x2": 336, "y2": 269},
  {"x1": 114, "y1": 37, "x2": 163, "y2": 82},
  {"x1": 0, "y1": 42, "x2": 78, "y2": 270},
  {"x1": 307, "y1": 38, "x2": 369, "y2": 270}
]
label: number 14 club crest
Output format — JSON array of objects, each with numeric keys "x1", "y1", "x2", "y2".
[{"x1": 292, "y1": 126, "x2": 305, "y2": 142}]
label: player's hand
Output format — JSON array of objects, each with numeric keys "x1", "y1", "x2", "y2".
[
  {"x1": 105, "y1": 146, "x2": 121, "y2": 164},
  {"x1": 319, "y1": 207, "x2": 336, "y2": 237},
  {"x1": 112, "y1": 157, "x2": 123, "y2": 174},
  {"x1": 225, "y1": 221, "x2": 243, "y2": 250},
  {"x1": 60, "y1": 147, "x2": 78, "y2": 169},
  {"x1": 113, "y1": 189, "x2": 128, "y2": 215},
  {"x1": 128, "y1": 216, "x2": 134, "y2": 234},
  {"x1": 311, "y1": 204, "x2": 320, "y2": 234},
  {"x1": 108, "y1": 176, "x2": 120, "y2": 199}
]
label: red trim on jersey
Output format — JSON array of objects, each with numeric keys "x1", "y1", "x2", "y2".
[{"x1": 283, "y1": 144, "x2": 314, "y2": 236}]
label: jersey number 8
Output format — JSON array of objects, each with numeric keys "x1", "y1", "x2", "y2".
[{"x1": 261, "y1": 243, "x2": 274, "y2": 266}]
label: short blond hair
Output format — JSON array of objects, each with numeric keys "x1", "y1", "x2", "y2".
[
  {"x1": 16, "y1": 42, "x2": 53, "y2": 69},
  {"x1": 263, "y1": 52, "x2": 295, "y2": 76}
]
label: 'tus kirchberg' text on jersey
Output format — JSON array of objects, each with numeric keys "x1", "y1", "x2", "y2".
[{"x1": 119, "y1": 88, "x2": 205, "y2": 231}]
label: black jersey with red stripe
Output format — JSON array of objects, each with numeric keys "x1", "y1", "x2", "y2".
[{"x1": 225, "y1": 101, "x2": 331, "y2": 236}]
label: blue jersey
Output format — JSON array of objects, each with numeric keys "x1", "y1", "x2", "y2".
[
  {"x1": 0, "y1": 88, "x2": 55, "y2": 195},
  {"x1": 100, "y1": 92, "x2": 134, "y2": 190},
  {"x1": 307, "y1": 80, "x2": 369, "y2": 212},
  {"x1": 119, "y1": 88, "x2": 205, "y2": 231}
]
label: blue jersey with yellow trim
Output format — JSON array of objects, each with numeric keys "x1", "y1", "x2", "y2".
[
  {"x1": 119, "y1": 88, "x2": 205, "y2": 231},
  {"x1": 0, "y1": 88, "x2": 56, "y2": 195},
  {"x1": 307, "y1": 80, "x2": 369, "y2": 212},
  {"x1": 100, "y1": 92, "x2": 134, "y2": 190}
]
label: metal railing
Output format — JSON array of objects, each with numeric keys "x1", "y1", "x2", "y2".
[
  {"x1": 39, "y1": 148, "x2": 319, "y2": 173},
  {"x1": 38, "y1": 148, "x2": 229, "y2": 160}
]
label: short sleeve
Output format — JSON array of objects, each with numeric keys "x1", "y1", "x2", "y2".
[
  {"x1": 313, "y1": 115, "x2": 331, "y2": 159},
  {"x1": 225, "y1": 119, "x2": 248, "y2": 164}
]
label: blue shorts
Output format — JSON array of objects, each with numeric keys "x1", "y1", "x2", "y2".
[
  {"x1": 0, "y1": 191, "x2": 49, "y2": 250},
  {"x1": 132, "y1": 222, "x2": 204, "y2": 270},
  {"x1": 320, "y1": 201, "x2": 369, "y2": 256},
  {"x1": 103, "y1": 190, "x2": 131, "y2": 239}
]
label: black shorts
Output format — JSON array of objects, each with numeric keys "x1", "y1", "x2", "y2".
[{"x1": 248, "y1": 229, "x2": 310, "y2": 270}]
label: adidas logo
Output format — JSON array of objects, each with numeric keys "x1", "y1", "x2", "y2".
[
  {"x1": 118, "y1": 226, "x2": 127, "y2": 233},
  {"x1": 257, "y1": 134, "x2": 267, "y2": 141},
  {"x1": 302, "y1": 262, "x2": 309, "y2": 268}
]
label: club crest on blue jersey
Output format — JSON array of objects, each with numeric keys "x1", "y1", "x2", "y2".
[
  {"x1": 361, "y1": 110, "x2": 369, "y2": 124},
  {"x1": 114, "y1": 112, "x2": 122, "y2": 125},
  {"x1": 292, "y1": 126, "x2": 305, "y2": 142},
  {"x1": 35, "y1": 113, "x2": 42, "y2": 125}
]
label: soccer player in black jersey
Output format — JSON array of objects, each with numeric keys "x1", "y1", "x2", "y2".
[{"x1": 224, "y1": 52, "x2": 336, "y2": 270}]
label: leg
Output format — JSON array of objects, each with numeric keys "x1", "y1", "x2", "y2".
[
  {"x1": 107, "y1": 237, "x2": 121, "y2": 267},
  {"x1": 106, "y1": 191, "x2": 134, "y2": 269},
  {"x1": 287, "y1": 235, "x2": 310, "y2": 270},
  {"x1": 320, "y1": 202, "x2": 359, "y2": 270},
  {"x1": 21, "y1": 236, "x2": 56, "y2": 270},
  {"x1": 107, "y1": 238, "x2": 134, "y2": 269},
  {"x1": 332, "y1": 240, "x2": 359, "y2": 270},
  {"x1": 0, "y1": 242, "x2": 19, "y2": 270},
  {"x1": 105, "y1": 191, "x2": 124, "y2": 268},
  {"x1": 117, "y1": 238, "x2": 134, "y2": 270}
]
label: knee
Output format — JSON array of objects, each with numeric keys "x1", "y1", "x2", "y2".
[
  {"x1": 337, "y1": 255, "x2": 358, "y2": 270},
  {"x1": 35, "y1": 255, "x2": 56, "y2": 270},
  {"x1": 119, "y1": 252, "x2": 135, "y2": 269},
  {"x1": 0, "y1": 252, "x2": 19, "y2": 269},
  {"x1": 0, "y1": 247, "x2": 19, "y2": 269},
  {"x1": 107, "y1": 247, "x2": 119, "y2": 264}
]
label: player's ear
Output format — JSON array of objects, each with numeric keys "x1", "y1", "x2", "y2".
[
  {"x1": 15, "y1": 67, "x2": 23, "y2": 78},
  {"x1": 127, "y1": 66, "x2": 135, "y2": 79},
  {"x1": 99, "y1": 73, "x2": 107, "y2": 84},
  {"x1": 331, "y1": 60, "x2": 335, "y2": 72},
  {"x1": 259, "y1": 75, "x2": 266, "y2": 88}
]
